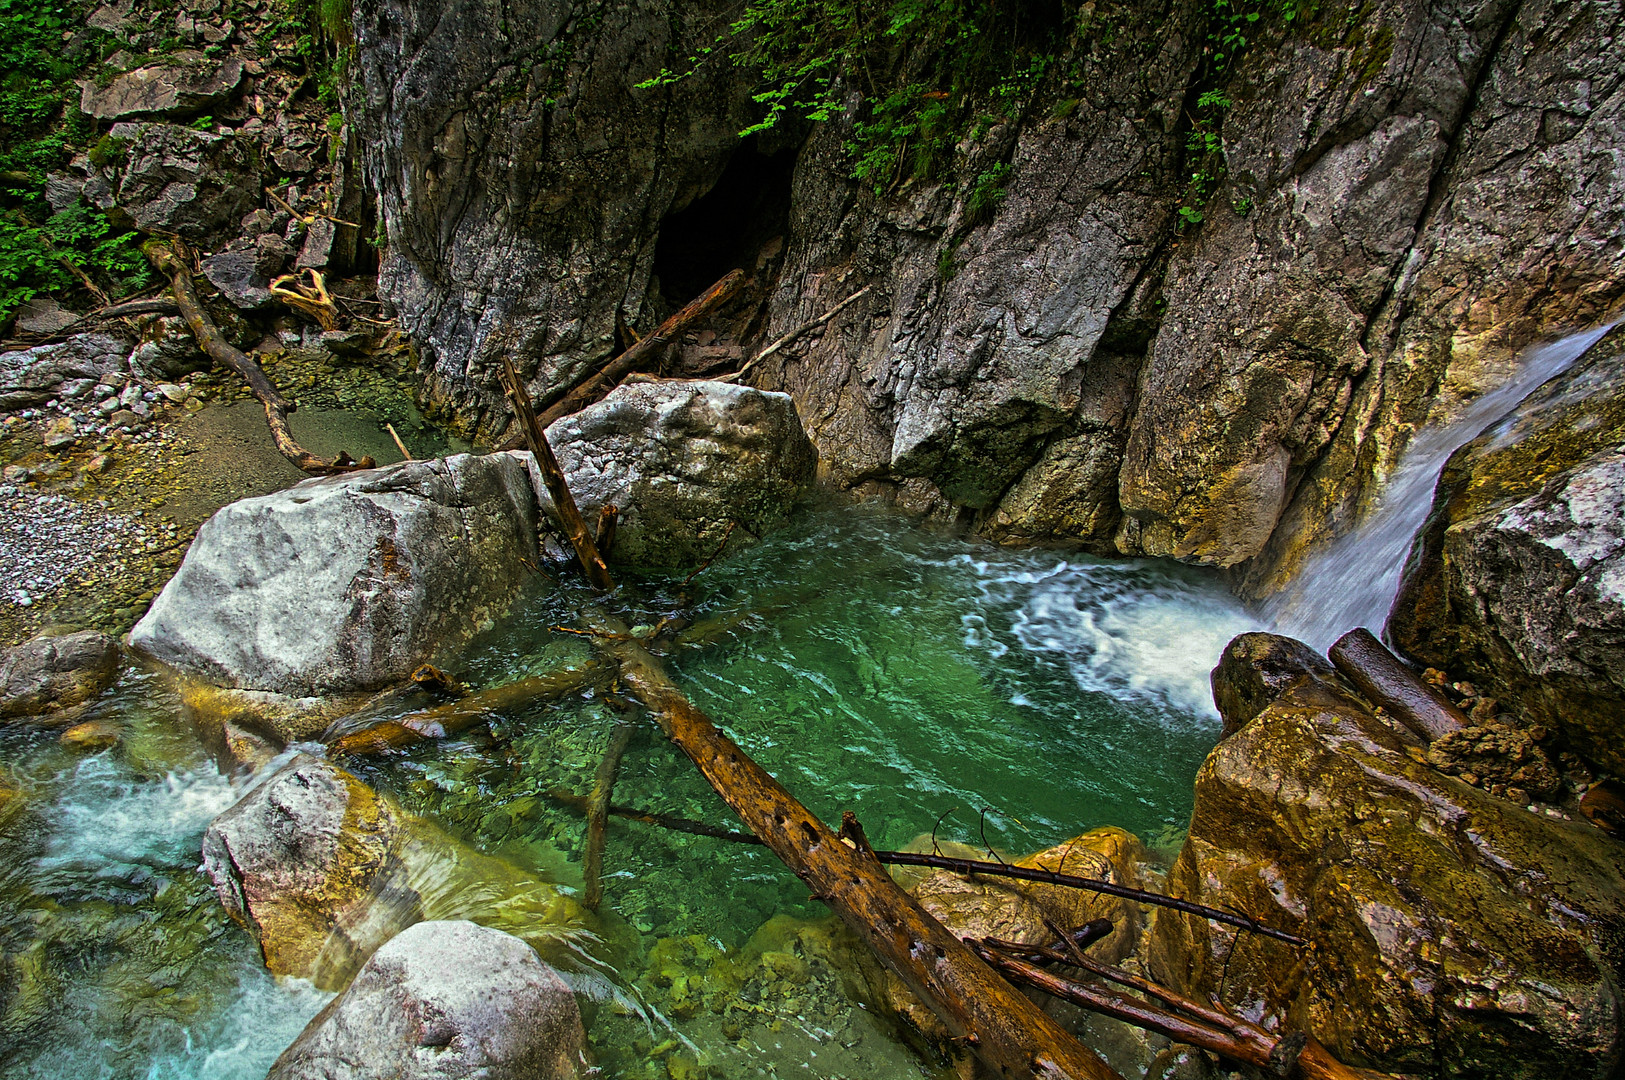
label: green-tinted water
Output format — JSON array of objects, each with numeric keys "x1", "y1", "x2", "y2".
[{"x1": 0, "y1": 507, "x2": 1263, "y2": 1079}]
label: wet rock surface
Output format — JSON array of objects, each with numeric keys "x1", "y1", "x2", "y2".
[
  {"x1": 267, "y1": 919, "x2": 586, "y2": 1080},
  {"x1": 131, "y1": 452, "x2": 540, "y2": 697},
  {"x1": 1209, "y1": 632, "x2": 1338, "y2": 739},
  {"x1": 1153, "y1": 675, "x2": 1625, "y2": 1078},
  {"x1": 0, "y1": 630, "x2": 119, "y2": 719},
  {"x1": 202, "y1": 753, "x2": 407, "y2": 981},
  {"x1": 1391, "y1": 324, "x2": 1625, "y2": 774},
  {"x1": 544, "y1": 381, "x2": 817, "y2": 568}
]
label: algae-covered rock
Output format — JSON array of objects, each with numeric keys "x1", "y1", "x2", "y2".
[
  {"x1": 131, "y1": 452, "x2": 540, "y2": 698},
  {"x1": 542, "y1": 381, "x2": 816, "y2": 568},
  {"x1": 0, "y1": 630, "x2": 119, "y2": 720},
  {"x1": 201, "y1": 753, "x2": 587, "y2": 989},
  {"x1": 1150, "y1": 678, "x2": 1625, "y2": 1078},
  {"x1": 1391, "y1": 324, "x2": 1625, "y2": 773},
  {"x1": 267, "y1": 920, "x2": 586, "y2": 1080},
  {"x1": 1209, "y1": 632, "x2": 1337, "y2": 739},
  {"x1": 201, "y1": 753, "x2": 406, "y2": 983}
]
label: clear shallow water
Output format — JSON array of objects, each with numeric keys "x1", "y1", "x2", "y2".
[
  {"x1": 0, "y1": 671, "x2": 331, "y2": 1080},
  {"x1": 2, "y1": 507, "x2": 1263, "y2": 1079}
]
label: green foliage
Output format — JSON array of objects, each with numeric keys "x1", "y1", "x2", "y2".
[
  {"x1": 0, "y1": 203, "x2": 152, "y2": 324},
  {"x1": 964, "y1": 161, "x2": 1011, "y2": 225},
  {"x1": 642, "y1": 0, "x2": 1070, "y2": 207}
]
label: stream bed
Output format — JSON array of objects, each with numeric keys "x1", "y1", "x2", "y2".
[{"x1": 0, "y1": 506, "x2": 1263, "y2": 1079}]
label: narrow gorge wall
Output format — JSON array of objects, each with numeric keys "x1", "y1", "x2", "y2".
[{"x1": 354, "y1": 0, "x2": 1625, "y2": 592}]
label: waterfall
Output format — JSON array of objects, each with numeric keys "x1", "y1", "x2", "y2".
[{"x1": 1264, "y1": 324, "x2": 1617, "y2": 652}]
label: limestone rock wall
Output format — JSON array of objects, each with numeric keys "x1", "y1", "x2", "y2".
[{"x1": 357, "y1": 0, "x2": 1625, "y2": 588}]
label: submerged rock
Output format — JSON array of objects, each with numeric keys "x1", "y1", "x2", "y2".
[
  {"x1": 1391, "y1": 325, "x2": 1625, "y2": 774},
  {"x1": 1152, "y1": 676, "x2": 1625, "y2": 1077},
  {"x1": 543, "y1": 380, "x2": 816, "y2": 568},
  {"x1": 0, "y1": 630, "x2": 119, "y2": 720},
  {"x1": 266, "y1": 920, "x2": 586, "y2": 1080},
  {"x1": 201, "y1": 753, "x2": 586, "y2": 989},
  {"x1": 202, "y1": 754, "x2": 406, "y2": 982},
  {"x1": 131, "y1": 452, "x2": 540, "y2": 698}
]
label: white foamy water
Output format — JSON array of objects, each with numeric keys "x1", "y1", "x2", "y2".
[
  {"x1": 961, "y1": 555, "x2": 1265, "y2": 721},
  {"x1": 1266, "y1": 325, "x2": 1616, "y2": 651}
]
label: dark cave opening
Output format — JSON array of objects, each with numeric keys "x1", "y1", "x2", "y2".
[{"x1": 652, "y1": 136, "x2": 799, "y2": 311}]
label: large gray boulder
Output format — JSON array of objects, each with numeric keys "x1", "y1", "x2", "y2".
[
  {"x1": 1391, "y1": 325, "x2": 1625, "y2": 774},
  {"x1": 110, "y1": 122, "x2": 262, "y2": 244},
  {"x1": 0, "y1": 334, "x2": 128, "y2": 409},
  {"x1": 0, "y1": 630, "x2": 120, "y2": 720},
  {"x1": 78, "y1": 56, "x2": 244, "y2": 120},
  {"x1": 267, "y1": 920, "x2": 585, "y2": 1080},
  {"x1": 543, "y1": 380, "x2": 816, "y2": 567},
  {"x1": 130, "y1": 452, "x2": 540, "y2": 697}
]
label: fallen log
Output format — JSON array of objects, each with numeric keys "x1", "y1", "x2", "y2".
[
  {"x1": 269, "y1": 268, "x2": 339, "y2": 331},
  {"x1": 542, "y1": 791, "x2": 1305, "y2": 946},
  {"x1": 497, "y1": 269, "x2": 745, "y2": 449},
  {"x1": 501, "y1": 355, "x2": 615, "y2": 591},
  {"x1": 144, "y1": 240, "x2": 373, "y2": 475},
  {"x1": 1328, "y1": 628, "x2": 1466, "y2": 743},
  {"x1": 973, "y1": 943, "x2": 1364, "y2": 1080},
  {"x1": 327, "y1": 657, "x2": 615, "y2": 756},
  {"x1": 583, "y1": 721, "x2": 634, "y2": 911},
  {"x1": 606, "y1": 630, "x2": 1122, "y2": 1080},
  {"x1": 720, "y1": 284, "x2": 872, "y2": 384}
]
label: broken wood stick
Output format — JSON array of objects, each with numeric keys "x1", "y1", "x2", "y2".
[
  {"x1": 973, "y1": 944, "x2": 1362, "y2": 1080},
  {"x1": 583, "y1": 721, "x2": 634, "y2": 911},
  {"x1": 497, "y1": 269, "x2": 746, "y2": 449},
  {"x1": 721, "y1": 284, "x2": 872, "y2": 384},
  {"x1": 604, "y1": 628, "x2": 1122, "y2": 1080},
  {"x1": 1329, "y1": 628, "x2": 1466, "y2": 743},
  {"x1": 500, "y1": 355, "x2": 616, "y2": 591},
  {"x1": 143, "y1": 240, "x2": 373, "y2": 476},
  {"x1": 386, "y1": 422, "x2": 413, "y2": 461},
  {"x1": 269, "y1": 268, "x2": 340, "y2": 331}
]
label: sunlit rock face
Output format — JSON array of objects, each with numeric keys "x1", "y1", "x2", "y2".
[
  {"x1": 1391, "y1": 325, "x2": 1625, "y2": 774},
  {"x1": 1152, "y1": 675, "x2": 1625, "y2": 1078},
  {"x1": 130, "y1": 452, "x2": 541, "y2": 697}
]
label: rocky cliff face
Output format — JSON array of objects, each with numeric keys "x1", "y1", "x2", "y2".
[{"x1": 356, "y1": 0, "x2": 1625, "y2": 589}]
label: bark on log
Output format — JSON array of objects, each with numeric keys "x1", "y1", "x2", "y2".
[
  {"x1": 327, "y1": 657, "x2": 615, "y2": 756},
  {"x1": 583, "y1": 721, "x2": 634, "y2": 911},
  {"x1": 501, "y1": 355, "x2": 616, "y2": 591},
  {"x1": 497, "y1": 269, "x2": 745, "y2": 449},
  {"x1": 144, "y1": 240, "x2": 373, "y2": 475},
  {"x1": 606, "y1": 629, "x2": 1122, "y2": 1080},
  {"x1": 1328, "y1": 628, "x2": 1467, "y2": 743}
]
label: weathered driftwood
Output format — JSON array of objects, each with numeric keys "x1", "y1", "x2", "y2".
[
  {"x1": 327, "y1": 657, "x2": 615, "y2": 756},
  {"x1": 501, "y1": 355, "x2": 615, "y2": 591},
  {"x1": 974, "y1": 943, "x2": 1365, "y2": 1080},
  {"x1": 605, "y1": 629, "x2": 1121, "y2": 1080},
  {"x1": 497, "y1": 269, "x2": 745, "y2": 450},
  {"x1": 721, "y1": 284, "x2": 872, "y2": 384},
  {"x1": 144, "y1": 240, "x2": 373, "y2": 475},
  {"x1": 582, "y1": 721, "x2": 635, "y2": 911},
  {"x1": 1329, "y1": 628, "x2": 1466, "y2": 742},
  {"x1": 269, "y1": 268, "x2": 339, "y2": 331}
]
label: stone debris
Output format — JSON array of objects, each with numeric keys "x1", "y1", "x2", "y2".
[{"x1": 0, "y1": 487, "x2": 175, "y2": 612}]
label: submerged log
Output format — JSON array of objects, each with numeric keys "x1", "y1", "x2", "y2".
[
  {"x1": 606, "y1": 629, "x2": 1122, "y2": 1080},
  {"x1": 497, "y1": 269, "x2": 745, "y2": 450},
  {"x1": 144, "y1": 240, "x2": 373, "y2": 476},
  {"x1": 1328, "y1": 628, "x2": 1466, "y2": 743},
  {"x1": 583, "y1": 722, "x2": 634, "y2": 911}
]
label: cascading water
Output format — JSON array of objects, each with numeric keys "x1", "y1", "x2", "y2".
[{"x1": 1264, "y1": 324, "x2": 1618, "y2": 651}]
